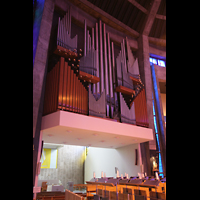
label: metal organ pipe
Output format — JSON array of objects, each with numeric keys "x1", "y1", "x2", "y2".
[
  {"x1": 69, "y1": 6, "x2": 71, "y2": 37},
  {"x1": 99, "y1": 19, "x2": 104, "y2": 93},
  {"x1": 92, "y1": 28, "x2": 95, "y2": 50},
  {"x1": 96, "y1": 22, "x2": 100, "y2": 94},
  {"x1": 87, "y1": 30, "x2": 90, "y2": 54},
  {"x1": 111, "y1": 42, "x2": 117, "y2": 104},
  {"x1": 107, "y1": 32, "x2": 113, "y2": 98},
  {"x1": 103, "y1": 23, "x2": 109, "y2": 96},
  {"x1": 57, "y1": 17, "x2": 60, "y2": 45},
  {"x1": 92, "y1": 27, "x2": 96, "y2": 94},
  {"x1": 84, "y1": 19, "x2": 87, "y2": 57},
  {"x1": 103, "y1": 23, "x2": 109, "y2": 117}
]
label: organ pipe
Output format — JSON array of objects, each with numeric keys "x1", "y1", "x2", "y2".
[
  {"x1": 107, "y1": 32, "x2": 113, "y2": 99},
  {"x1": 99, "y1": 19, "x2": 104, "y2": 93},
  {"x1": 96, "y1": 22, "x2": 100, "y2": 94},
  {"x1": 103, "y1": 23, "x2": 109, "y2": 97},
  {"x1": 84, "y1": 20, "x2": 87, "y2": 57}
]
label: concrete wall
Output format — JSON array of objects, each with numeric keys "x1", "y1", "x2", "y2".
[
  {"x1": 84, "y1": 144, "x2": 141, "y2": 182},
  {"x1": 38, "y1": 145, "x2": 85, "y2": 189}
]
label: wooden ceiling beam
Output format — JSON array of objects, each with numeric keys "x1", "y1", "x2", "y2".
[
  {"x1": 128, "y1": 0, "x2": 148, "y2": 14},
  {"x1": 128, "y1": 0, "x2": 165, "y2": 20},
  {"x1": 141, "y1": 0, "x2": 162, "y2": 36}
]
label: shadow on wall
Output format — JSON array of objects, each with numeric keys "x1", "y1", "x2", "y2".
[
  {"x1": 84, "y1": 144, "x2": 141, "y2": 182},
  {"x1": 38, "y1": 145, "x2": 86, "y2": 189}
]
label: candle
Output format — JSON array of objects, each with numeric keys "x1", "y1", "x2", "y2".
[
  {"x1": 121, "y1": 174, "x2": 123, "y2": 179},
  {"x1": 101, "y1": 171, "x2": 103, "y2": 178},
  {"x1": 117, "y1": 170, "x2": 119, "y2": 178},
  {"x1": 155, "y1": 172, "x2": 159, "y2": 180},
  {"x1": 93, "y1": 171, "x2": 95, "y2": 178},
  {"x1": 142, "y1": 173, "x2": 144, "y2": 178}
]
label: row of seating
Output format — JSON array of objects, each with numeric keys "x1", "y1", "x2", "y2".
[
  {"x1": 86, "y1": 176, "x2": 166, "y2": 200},
  {"x1": 95, "y1": 188, "x2": 166, "y2": 200}
]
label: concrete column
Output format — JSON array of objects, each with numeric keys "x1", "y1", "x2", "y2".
[
  {"x1": 137, "y1": 34, "x2": 156, "y2": 150},
  {"x1": 33, "y1": 0, "x2": 55, "y2": 188},
  {"x1": 137, "y1": 34, "x2": 156, "y2": 176}
]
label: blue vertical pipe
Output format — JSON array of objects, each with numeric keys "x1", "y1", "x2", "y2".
[
  {"x1": 151, "y1": 63, "x2": 165, "y2": 177},
  {"x1": 33, "y1": 0, "x2": 45, "y2": 67}
]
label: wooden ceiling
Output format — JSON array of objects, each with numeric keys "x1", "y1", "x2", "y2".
[{"x1": 86, "y1": 0, "x2": 166, "y2": 39}]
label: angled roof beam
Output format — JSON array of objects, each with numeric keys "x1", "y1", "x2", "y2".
[
  {"x1": 128, "y1": 0, "x2": 165, "y2": 20},
  {"x1": 141, "y1": 0, "x2": 162, "y2": 36},
  {"x1": 156, "y1": 14, "x2": 166, "y2": 20},
  {"x1": 128, "y1": 0, "x2": 148, "y2": 14}
]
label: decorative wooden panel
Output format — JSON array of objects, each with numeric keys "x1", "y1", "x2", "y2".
[
  {"x1": 43, "y1": 57, "x2": 88, "y2": 116},
  {"x1": 133, "y1": 88, "x2": 149, "y2": 127}
]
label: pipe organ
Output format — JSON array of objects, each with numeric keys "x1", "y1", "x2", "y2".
[{"x1": 43, "y1": 7, "x2": 149, "y2": 128}]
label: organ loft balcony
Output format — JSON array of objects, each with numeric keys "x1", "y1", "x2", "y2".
[{"x1": 41, "y1": 54, "x2": 153, "y2": 148}]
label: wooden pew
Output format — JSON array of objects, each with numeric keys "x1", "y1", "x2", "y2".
[
  {"x1": 86, "y1": 178, "x2": 166, "y2": 200},
  {"x1": 149, "y1": 191, "x2": 166, "y2": 200},
  {"x1": 65, "y1": 189, "x2": 85, "y2": 200},
  {"x1": 36, "y1": 191, "x2": 65, "y2": 200}
]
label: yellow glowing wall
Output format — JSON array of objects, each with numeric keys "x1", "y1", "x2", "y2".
[{"x1": 40, "y1": 148, "x2": 58, "y2": 168}]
